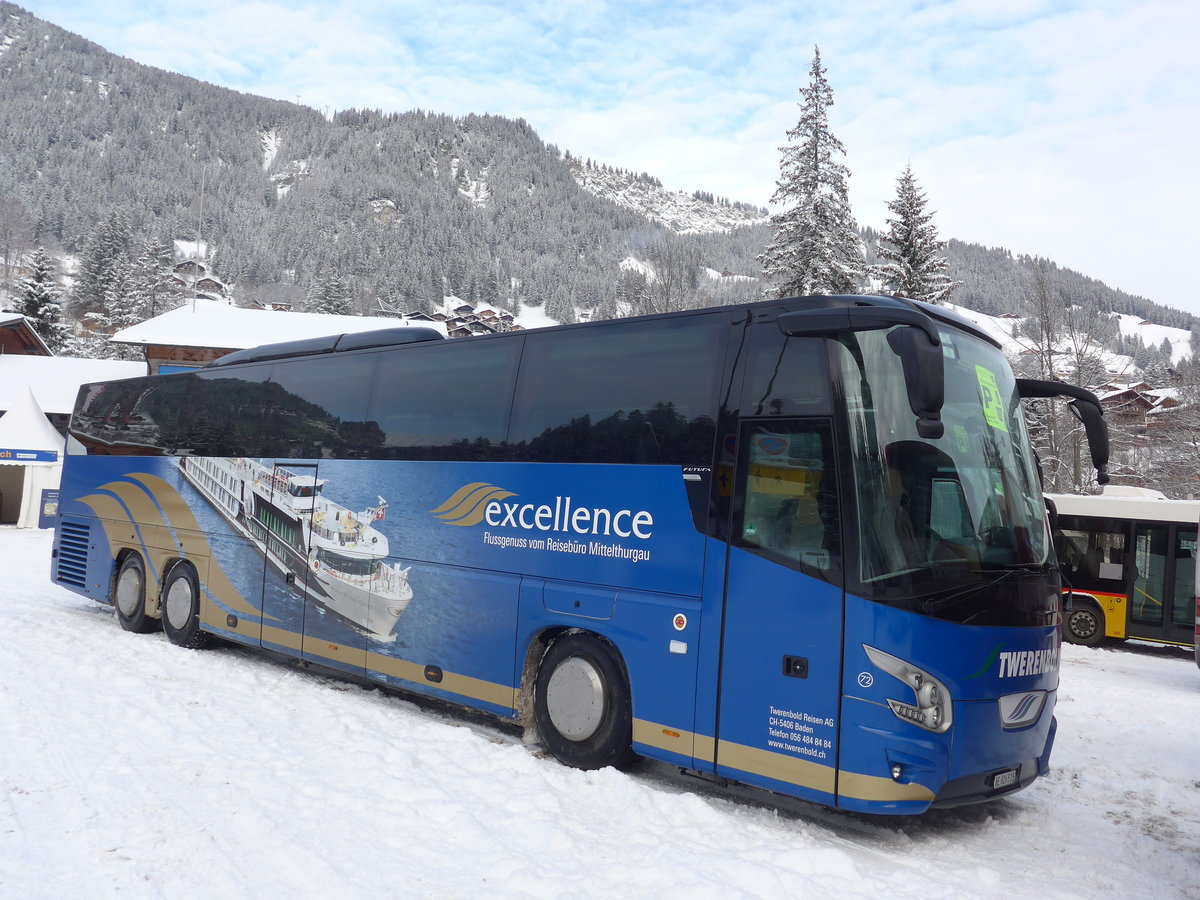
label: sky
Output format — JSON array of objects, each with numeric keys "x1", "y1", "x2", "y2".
[{"x1": 17, "y1": 0, "x2": 1200, "y2": 313}]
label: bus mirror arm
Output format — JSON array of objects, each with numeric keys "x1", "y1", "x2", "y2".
[
  {"x1": 1015, "y1": 379, "x2": 1111, "y2": 485},
  {"x1": 1044, "y1": 495, "x2": 1058, "y2": 537},
  {"x1": 778, "y1": 307, "x2": 944, "y2": 440}
]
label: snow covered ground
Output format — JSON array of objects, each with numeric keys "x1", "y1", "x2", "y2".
[{"x1": 2, "y1": 526, "x2": 1198, "y2": 899}]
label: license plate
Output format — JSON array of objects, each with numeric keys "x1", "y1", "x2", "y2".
[{"x1": 992, "y1": 768, "x2": 1018, "y2": 790}]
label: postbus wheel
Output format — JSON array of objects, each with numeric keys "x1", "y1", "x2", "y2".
[
  {"x1": 1064, "y1": 599, "x2": 1105, "y2": 646},
  {"x1": 114, "y1": 552, "x2": 159, "y2": 634},
  {"x1": 161, "y1": 562, "x2": 211, "y2": 650},
  {"x1": 534, "y1": 632, "x2": 637, "y2": 771}
]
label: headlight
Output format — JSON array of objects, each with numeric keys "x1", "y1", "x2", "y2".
[{"x1": 863, "y1": 645, "x2": 953, "y2": 734}]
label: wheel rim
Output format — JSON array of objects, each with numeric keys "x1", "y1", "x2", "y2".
[
  {"x1": 1070, "y1": 609, "x2": 1098, "y2": 639},
  {"x1": 115, "y1": 565, "x2": 143, "y2": 617},
  {"x1": 545, "y1": 656, "x2": 606, "y2": 741},
  {"x1": 164, "y1": 575, "x2": 194, "y2": 630}
]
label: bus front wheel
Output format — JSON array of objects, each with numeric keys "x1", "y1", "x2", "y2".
[
  {"x1": 1064, "y1": 600, "x2": 1105, "y2": 646},
  {"x1": 161, "y1": 562, "x2": 211, "y2": 650},
  {"x1": 114, "y1": 553, "x2": 159, "y2": 634},
  {"x1": 534, "y1": 633, "x2": 636, "y2": 771}
]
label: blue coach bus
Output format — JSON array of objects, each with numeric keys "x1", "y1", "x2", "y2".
[{"x1": 51, "y1": 295, "x2": 1109, "y2": 815}]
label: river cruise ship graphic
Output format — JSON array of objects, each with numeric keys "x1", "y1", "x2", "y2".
[{"x1": 179, "y1": 456, "x2": 412, "y2": 639}]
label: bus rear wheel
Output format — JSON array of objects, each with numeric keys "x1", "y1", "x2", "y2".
[
  {"x1": 114, "y1": 553, "x2": 159, "y2": 634},
  {"x1": 534, "y1": 633, "x2": 636, "y2": 771},
  {"x1": 161, "y1": 562, "x2": 211, "y2": 650},
  {"x1": 1064, "y1": 600, "x2": 1105, "y2": 646}
]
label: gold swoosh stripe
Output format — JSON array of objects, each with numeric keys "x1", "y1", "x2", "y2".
[
  {"x1": 637, "y1": 724, "x2": 934, "y2": 804},
  {"x1": 429, "y1": 482, "x2": 494, "y2": 515},
  {"x1": 838, "y1": 769, "x2": 935, "y2": 803},
  {"x1": 128, "y1": 471, "x2": 265, "y2": 620},
  {"x1": 98, "y1": 480, "x2": 183, "y2": 592},
  {"x1": 431, "y1": 483, "x2": 516, "y2": 526},
  {"x1": 76, "y1": 492, "x2": 142, "y2": 584},
  {"x1": 717, "y1": 738, "x2": 837, "y2": 795}
]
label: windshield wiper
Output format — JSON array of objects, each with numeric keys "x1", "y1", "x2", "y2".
[{"x1": 921, "y1": 562, "x2": 1051, "y2": 615}]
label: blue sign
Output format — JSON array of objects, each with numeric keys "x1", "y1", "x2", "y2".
[
  {"x1": 0, "y1": 448, "x2": 58, "y2": 463},
  {"x1": 38, "y1": 489, "x2": 60, "y2": 529}
]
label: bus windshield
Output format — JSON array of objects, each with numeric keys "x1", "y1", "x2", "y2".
[{"x1": 836, "y1": 326, "x2": 1053, "y2": 625}]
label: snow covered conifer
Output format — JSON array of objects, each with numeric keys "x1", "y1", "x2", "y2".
[
  {"x1": 871, "y1": 165, "x2": 956, "y2": 305},
  {"x1": 759, "y1": 47, "x2": 865, "y2": 297},
  {"x1": 17, "y1": 247, "x2": 70, "y2": 353},
  {"x1": 307, "y1": 270, "x2": 354, "y2": 315}
]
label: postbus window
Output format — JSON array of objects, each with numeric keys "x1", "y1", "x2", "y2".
[
  {"x1": 510, "y1": 315, "x2": 722, "y2": 464},
  {"x1": 367, "y1": 338, "x2": 520, "y2": 460},
  {"x1": 1133, "y1": 524, "x2": 1169, "y2": 626},
  {"x1": 1056, "y1": 515, "x2": 1126, "y2": 586},
  {"x1": 1173, "y1": 528, "x2": 1197, "y2": 627}
]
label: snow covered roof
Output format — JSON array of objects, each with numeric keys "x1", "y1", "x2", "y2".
[
  {"x1": 0, "y1": 386, "x2": 65, "y2": 464},
  {"x1": 0, "y1": 312, "x2": 52, "y2": 356},
  {"x1": 110, "y1": 299, "x2": 447, "y2": 350},
  {"x1": 0, "y1": 356, "x2": 147, "y2": 416}
]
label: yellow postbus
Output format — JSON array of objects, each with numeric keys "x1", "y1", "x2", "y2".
[{"x1": 1048, "y1": 489, "x2": 1198, "y2": 648}]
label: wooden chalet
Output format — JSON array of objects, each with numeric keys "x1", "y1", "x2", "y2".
[{"x1": 0, "y1": 313, "x2": 51, "y2": 356}]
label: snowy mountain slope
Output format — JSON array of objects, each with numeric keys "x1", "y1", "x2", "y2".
[
  {"x1": 568, "y1": 157, "x2": 767, "y2": 235},
  {"x1": 1114, "y1": 313, "x2": 1193, "y2": 365},
  {"x1": 947, "y1": 304, "x2": 1186, "y2": 376}
]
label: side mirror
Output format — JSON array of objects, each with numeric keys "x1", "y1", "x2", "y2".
[
  {"x1": 1067, "y1": 398, "x2": 1111, "y2": 485},
  {"x1": 1016, "y1": 379, "x2": 1111, "y2": 485}
]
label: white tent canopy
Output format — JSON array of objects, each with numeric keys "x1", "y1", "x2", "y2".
[{"x1": 0, "y1": 386, "x2": 66, "y2": 528}]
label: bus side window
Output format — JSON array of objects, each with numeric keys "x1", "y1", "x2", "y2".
[
  {"x1": 367, "y1": 338, "x2": 520, "y2": 460},
  {"x1": 509, "y1": 315, "x2": 722, "y2": 465},
  {"x1": 1057, "y1": 516, "x2": 1127, "y2": 586},
  {"x1": 1173, "y1": 530, "x2": 1197, "y2": 627},
  {"x1": 735, "y1": 420, "x2": 839, "y2": 578}
]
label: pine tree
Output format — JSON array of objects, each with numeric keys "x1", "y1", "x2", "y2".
[
  {"x1": 128, "y1": 238, "x2": 180, "y2": 320},
  {"x1": 307, "y1": 271, "x2": 353, "y2": 314},
  {"x1": 759, "y1": 47, "x2": 864, "y2": 297},
  {"x1": 17, "y1": 247, "x2": 70, "y2": 353},
  {"x1": 871, "y1": 165, "x2": 956, "y2": 305},
  {"x1": 73, "y1": 211, "x2": 133, "y2": 317}
]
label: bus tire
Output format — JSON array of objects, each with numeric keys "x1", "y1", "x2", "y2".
[
  {"x1": 114, "y1": 553, "x2": 159, "y2": 634},
  {"x1": 1064, "y1": 599, "x2": 1105, "y2": 646},
  {"x1": 534, "y1": 632, "x2": 637, "y2": 771},
  {"x1": 161, "y1": 562, "x2": 211, "y2": 650}
]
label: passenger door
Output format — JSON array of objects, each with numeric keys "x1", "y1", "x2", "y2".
[
  {"x1": 1128, "y1": 522, "x2": 1197, "y2": 646},
  {"x1": 715, "y1": 417, "x2": 845, "y2": 807}
]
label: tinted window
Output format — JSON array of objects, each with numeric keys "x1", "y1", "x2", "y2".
[
  {"x1": 71, "y1": 373, "x2": 192, "y2": 454},
  {"x1": 734, "y1": 419, "x2": 840, "y2": 579},
  {"x1": 261, "y1": 353, "x2": 379, "y2": 458},
  {"x1": 741, "y1": 330, "x2": 830, "y2": 416},
  {"x1": 71, "y1": 367, "x2": 277, "y2": 457},
  {"x1": 509, "y1": 314, "x2": 723, "y2": 464},
  {"x1": 187, "y1": 367, "x2": 273, "y2": 456},
  {"x1": 366, "y1": 337, "x2": 521, "y2": 460}
]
